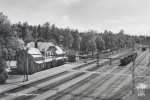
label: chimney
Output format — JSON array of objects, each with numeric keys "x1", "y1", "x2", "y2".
[
  {"x1": 35, "y1": 28, "x2": 38, "y2": 48},
  {"x1": 35, "y1": 41, "x2": 37, "y2": 48}
]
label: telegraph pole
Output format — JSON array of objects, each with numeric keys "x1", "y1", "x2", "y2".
[
  {"x1": 0, "y1": 43, "x2": 3, "y2": 69},
  {"x1": 26, "y1": 48, "x2": 28, "y2": 81},
  {"x1": 148, "y1": 46, "x2": 150, "y2": 67},
  {"x1": 23, "y1": 43, "x2": 30, "y2": 82},
  {"x1": 132, "y1": 59, "x2": 135, "y2": 95},
  {"x1": 131, "y1": 38, "x2": 135, "y2": 95}
]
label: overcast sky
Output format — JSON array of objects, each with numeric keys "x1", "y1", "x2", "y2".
[{"x1": 0, "y1": 0, "x2": 149, "y2": 35}]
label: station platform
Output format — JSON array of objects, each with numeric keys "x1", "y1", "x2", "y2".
[{"x1": 0, "y1": 59, "x2": 97, "y2": 93}]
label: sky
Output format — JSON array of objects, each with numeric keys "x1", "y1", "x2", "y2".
[{"x1": 0, "y1": 0, "x2": 149, "y2": 36}]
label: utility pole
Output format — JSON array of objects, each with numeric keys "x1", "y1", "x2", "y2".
[
  {"x1": 0, "y1": 43, "x2": 3, "y2": 69},
  {"x1": 23, "y1": 43, "x2": 30, "y2": 82},
  {"x1": 132, "y1": 59, "x2": 135, "y2": 95},
  {"x1": 97, "y1": 51, "x2": 99, "y2": 67},
  {"x1": 149, "y1": 46, "x2": 150, "y2": 65},
  {"x1": 148, "y1": 46, "x2": 150, "y2": 67},
  {"x1": 26, "y1": 48, "x2": 28, "y2": 81}
]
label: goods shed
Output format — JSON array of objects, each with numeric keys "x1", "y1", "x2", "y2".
[{"x1": 67, "y1": 50, "x2": 79, "y2": 62}]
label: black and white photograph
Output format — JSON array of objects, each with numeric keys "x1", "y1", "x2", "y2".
[{"x1": 0, "y1": 0, "x2": 150, "y2": 100}]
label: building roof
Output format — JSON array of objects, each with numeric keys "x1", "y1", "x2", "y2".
[
  {"x1": 55, "y1": 46, "x2": 65, "y2": 55},
  {"x1": 28, "y1": 48, "x2": 43, "y2": 58},
  {"x1": 30, "y1": 42, "x2": 55, "y2": 52},
  {"x1": 29, "y1": 42, "x2": 65, "y2": 55},
  {"x1": 38, "y1": 42, "x2": 55, "y2": 52},
  {"x1": 34, "y1": 57, "x2": 68, "y2": 64}
]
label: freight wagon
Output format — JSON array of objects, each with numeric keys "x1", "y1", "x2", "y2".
[
  {"x1": 142, "y1": 47, "x2": 146, "y2": 51},
  {"x1": 120, "y1": 53, "x2": 137, "y2": 65}
]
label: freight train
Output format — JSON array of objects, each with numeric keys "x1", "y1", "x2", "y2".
[{"x1": 120, "y1": 53, "x2": 137, "y2": 65}]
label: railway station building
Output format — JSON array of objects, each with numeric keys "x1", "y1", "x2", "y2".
[{"x1": 16, "y1": 42, "x2": 68, "y2": 74}]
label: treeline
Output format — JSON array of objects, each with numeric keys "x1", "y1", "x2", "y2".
[
  {"x1": 0, "y1": 12, "x2": 150, "y2": 59},
  {"x1": 14, "y1": 22, "x2": 149, "y2": 54}
]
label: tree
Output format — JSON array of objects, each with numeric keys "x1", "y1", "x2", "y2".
[
  {"x1": 102, "y1": 30, "x2": 111, "y2": 49},
  {"x1": 86, "y1": 31, "x2": 96, "y2": 59},
  {"x1": 51, "y1": 24, "x2": 59, "y2": 44},
  {"x1": 62, "y1": 28, "x2": 73, "y2": 49},
  {"x1": 43, "y1": 22, "x2": 51, "y2": 40},
  {"x1": 114, "y1": 37, "x2": 119, "y2": 52},
  {"x1": 72, "y1": 29, "x2": 81, "y2": 51},
  {"x1": 88, "y1": 39, "x2": 96, "y2": 59},
  {"x1": 109, "y1": 31, "x2": 116, "y2": 54},
  {"x1": 95, "y1": 36, "x2": 105, "y2": 66},
  {"x1": 24, "y1": 28, "x2": 33, "y2": 44},
  {"x1": 117, "y1": 31, "x2": 125, "y2": 49},
  {"x1": 131, "y1": 36, "x2": 135, "y2": 51},
  {"x1": 80, "y1": 34, "x2": 88, "y2": 54},
  {"x1": 0, "y1": 12, "x2": 11, "y2": 84},
  {"x1": 37, "y1": 37, "x2": 46, "y2": 42}
]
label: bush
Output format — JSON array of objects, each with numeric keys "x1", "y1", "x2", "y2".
[{"x1": 0, "y1": 68, "x2": 8, "y2": 84}]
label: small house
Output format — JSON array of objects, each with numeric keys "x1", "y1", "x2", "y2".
[{"x1": 67, "y1": 50, "x2": 79, "y2": 62}]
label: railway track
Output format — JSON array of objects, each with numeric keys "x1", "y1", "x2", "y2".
[
  {"x1": 70, "y1": 51, "x2": 146, "y2": 100},
  {"x1": 109, "y1": 70, "x2": 150, "y2": 100},
  {"x1": 1, "y1": 71, "x2": 87, "y2": 100},
  {"x1": 0, "y1": 49, "x2": 138, "y2": 100},
  {"x1": 94, "y1": 50, "x2": 148, "y2": 99},
  {"x1": 75, "y1": 49, "x2": 138, "y2": 72},
  {"x1": 6, "y1": 50, "x2": 133, "y2": 100},
  {"x1": 43, "y1": 50, "x2": 144, "y2": 100},
  {"x1": 73, "y1": 49, "x2": 133, "y2": 70},
  {"x1": 108, "y1": 51, "x2": 149, "y2": 100},
  {"x1": 0, "y1": 71, "x2": 69, "y2": 96}
]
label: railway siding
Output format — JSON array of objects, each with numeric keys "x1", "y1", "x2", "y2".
[
  {"x1": 47, "y1": 50, "x2": 146, "y2": 100},
  {"x1": 0, "y1": 48, "x2": 139, "y2": 100},
  {"x1": 0, "y1": 71, "x2": 85, "y2": 100},
  {"x1": 30, "y1": 73, "x2": 94, "y2": 100}
]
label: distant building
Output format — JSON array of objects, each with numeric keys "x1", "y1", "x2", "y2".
[{"x1": 67, "y1": 50, "x2": 79, "y2": 62}]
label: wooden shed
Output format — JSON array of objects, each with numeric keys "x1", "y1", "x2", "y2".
[{"x1": 67, "y1": 50, "x2": 79, "y2": 62}]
